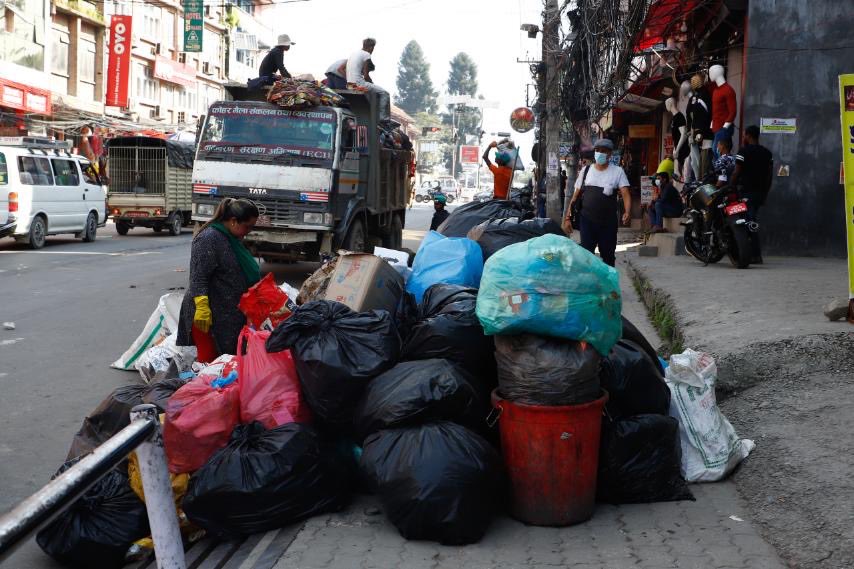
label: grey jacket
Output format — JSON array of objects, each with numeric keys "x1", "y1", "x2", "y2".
[{"x1": 177, "y1": 227, "x2": 250, "y2": 355}]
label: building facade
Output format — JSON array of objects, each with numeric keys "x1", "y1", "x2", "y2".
[{"x1": 225, "y1": 0, "x2": 276, "y2": 85}]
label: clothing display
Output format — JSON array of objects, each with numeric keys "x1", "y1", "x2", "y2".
[{"x1": 710, "y1": 82, "x2": 737, "y2": 133}]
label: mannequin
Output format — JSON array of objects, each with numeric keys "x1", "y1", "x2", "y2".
[
  {"x1": 709, "y1": 64, "x2": 737, "y2": 159},
  {"x1": 665, "y1": 97, "x2": 689, "y2": 178},
  {"x1": 687, "y1": 73, "x2": 713, "y2": 180}
]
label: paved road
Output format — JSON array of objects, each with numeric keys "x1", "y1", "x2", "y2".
[{"x1": 0, "y1": 203, "x2": 438, "y2": 568}]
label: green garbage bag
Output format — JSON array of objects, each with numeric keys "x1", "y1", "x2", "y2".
[{"x1": 475, "y1": 234, "x2": 622, "y2": 355}]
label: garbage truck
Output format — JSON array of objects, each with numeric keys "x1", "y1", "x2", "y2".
[
  {"x1": 106, "y1": 136, "x2": 195, "y2": 235},
  {"x1": 190, "y1": 89, "x2": 412, "y2": 261}
]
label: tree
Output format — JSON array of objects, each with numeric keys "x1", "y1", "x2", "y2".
[
  {"x1": 395, "y1": 41, "x2": 438, "y2": 115},
  {"x1": 445, "y1": 52, "x2": 482, "y2": 175}
]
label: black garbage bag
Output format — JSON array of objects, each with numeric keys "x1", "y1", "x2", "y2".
[
  {"x1": 621, "y1": 316, "x2": 663, "y2": 374},
  {"x1": 394, "y1": 291, "x2": 419, "y2": 341},
  {"x1": 266, "y1": 301, "x2": 400, "y2": 429},
  {"x1": 353, "y1": 359, "x2": 485, "y2": 442},
  {"x1": 470, "y1": 217, "x2": 565, "y2": 261},
  {"x1": 359, "y1": 422, "x2": 503, "y2": 545},
  {"x1": 36, "y1": 460, "x2": 150, "y2": 568},
  {"x1": 401, "y1": 284, "x2": 495, "y2": 384},
  {"x1": 142, "y1": 377, "x2": 190, "y2": 412},
  {"x1": 436, "y1": 199, "x2": 527, "y2": 237},
  {"x1": 599, "y1": 340, "x2": 670, "y2": 419},
  {"x1": 183, "y1": 422, "x2": 350, "y2": 539},
  {"x1": 495, "y1": 334, "x2": 601, "y2": 406},
  {"x1": 67, "y1": 384, "x2": 147, "y2": 460},
  {"x1": 597, "y1": 414, "x2": 694, "y2": 504}
]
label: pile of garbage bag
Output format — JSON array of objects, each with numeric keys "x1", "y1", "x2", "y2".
[
  {"x1": 436, "y1": 199, "x2": 529, "y2": 238},
  {"x1": 267, "y1": 78, "x2": 345, "y2": 109},
  {"x1": 468, "y1": 217, "x2": 565, "y2": 261},
  {"x1": 406, "y1": 231, "x2": 483, "y2": 303}
]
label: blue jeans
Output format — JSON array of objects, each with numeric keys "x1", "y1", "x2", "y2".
[
  {"x1": 712, "y1": 124, "x2": 734, "y2": 159},
  {"x1": 580, "y1": 214, "x2": 618, "y2": 267},
  {"x1": 648, "y1": 201, "x2": 683, "y2": 227},
  {"x1": 325, "y1": 73, "x2": 346, "y2": 89}
]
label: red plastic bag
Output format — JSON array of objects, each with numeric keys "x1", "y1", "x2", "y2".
[
  {"x1": 237, "y1": 327, "x2": 311, "y2": 429},
  {"x1": 163, "y1": 374, "x2": 240, "y2": 474},
  {"x1": 238, "y1": 273, "x2": 296, "y2": 330}
]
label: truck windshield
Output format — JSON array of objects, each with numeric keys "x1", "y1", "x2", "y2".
[{"x1": 199, "y1": 104, "x2": 336, "y2": 163}]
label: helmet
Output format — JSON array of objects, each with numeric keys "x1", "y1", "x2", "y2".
[
  {"x1": 656, "y1": 157, "x2": 675, "y2": 177},
  {"x1": 433, "y1": 194, "x2": 447, "y2": 205}
]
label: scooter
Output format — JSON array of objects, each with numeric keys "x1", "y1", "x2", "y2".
[{"x1": 681, "y1": 178, "x2": 758, "y2": 269}]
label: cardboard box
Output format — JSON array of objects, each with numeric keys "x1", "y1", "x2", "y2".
[{"x1": 323, "y1": 254, "x2": 404, "y2": 314}]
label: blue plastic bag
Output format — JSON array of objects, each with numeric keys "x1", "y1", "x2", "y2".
[
  {"x1": 475, "y1": 234, "x2": 622, "y2": 355},
  {"x1": 406, "y1": 231, "x2": 483, "y2": 304}
]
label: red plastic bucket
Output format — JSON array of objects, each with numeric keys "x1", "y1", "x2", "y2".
[{"x1": 491, "y1": 389, "x2": 608, "y2": 526}]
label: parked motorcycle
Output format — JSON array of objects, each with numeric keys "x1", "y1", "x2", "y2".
[
  {"x1": 681, "y1": 178, "x2": 758, "y2": 269},
  {"x1": 426, "y1": 185, "x2": 455, "y2": 204}
]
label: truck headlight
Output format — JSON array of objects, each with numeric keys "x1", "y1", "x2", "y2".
[
  {"x1": 324, "y1": 213, "x2": 334, "y2": 225},
  {"x1": 196, "y1": 204, "x2": 215, "y2": 217},
  {"x1": 303, "y1": 212, "x2": 324, "y2": 224}
]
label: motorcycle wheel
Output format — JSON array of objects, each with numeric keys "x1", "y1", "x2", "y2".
[
  {"x1": 415, "y1": 195, "x2": 423, "y2": 203},
  {"x1": 727, "y1": 224, "x2": 751, "y2": 269}
]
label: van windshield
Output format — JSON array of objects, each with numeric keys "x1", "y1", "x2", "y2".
[{"x1": 199, "y1": 103, "x2": 336, "y2": 164}]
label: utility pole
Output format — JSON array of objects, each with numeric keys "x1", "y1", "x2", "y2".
[{"x1": 543, "y1": 0, "x2": 562, "y2": 223}]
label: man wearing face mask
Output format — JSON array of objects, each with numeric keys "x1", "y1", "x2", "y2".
[
  {"x1": 648, "y1": 171, "x2": 683, "y2": 233},
  {"x1": 563, "y1": 139, "x2": 631, "y2": 267}
]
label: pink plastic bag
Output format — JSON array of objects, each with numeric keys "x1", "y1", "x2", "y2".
[
  {"x1": 163, "y1": 374, "x2": 240, "y2": 474},
  {"x1": 237, "y1": 327, "x2": 312, "y2": 429}
]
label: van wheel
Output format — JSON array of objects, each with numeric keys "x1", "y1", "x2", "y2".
[
  {"x1": 28, "y1": 216, "x2": 46, "y2": 249},
  {"x1": 82, "y1": 213, "x2": 97, "y2": 242},
  {"x1": 343, "y1": 218, "x2": 366, "y2": 252},
  {"x1": 168, "y1": 214, "x2": 182, "y2": 236},
  {"x1": 116, "y1": 221, "x2": 131, "y2": 235}
]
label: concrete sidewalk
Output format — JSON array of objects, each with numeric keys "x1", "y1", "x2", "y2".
[{"x1": 259, "y1": 257, "x2": 786, "y2": 569}]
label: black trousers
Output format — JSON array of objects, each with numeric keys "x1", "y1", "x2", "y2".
[{"x1": 580, "y1": 214, "x2": 618, "y2": 267}]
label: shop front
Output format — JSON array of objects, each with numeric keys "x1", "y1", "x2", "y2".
[{"x1": 0, "y1": 78, "x2": 53, "y2": 136}]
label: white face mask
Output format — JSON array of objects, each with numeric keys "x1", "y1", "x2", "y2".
[{"x1": 654, "y1": 179, "x2": 661, "y2": 187}]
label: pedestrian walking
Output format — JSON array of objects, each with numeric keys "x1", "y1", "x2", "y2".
[
  {"x1": 730, "y1": 124, "x2": 773, "y2": 262},
  {"x1": 563, "y1": 138, "x2": 631, "y2": 267},
  {"x1": 177, "y1": 199, "x2": 261, "y2": 361}
]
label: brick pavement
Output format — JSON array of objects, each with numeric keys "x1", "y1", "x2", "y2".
[{"x1": 273, "y1": 484, "x2": 784, "y2": 569}]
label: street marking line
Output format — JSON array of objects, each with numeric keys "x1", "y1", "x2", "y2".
[
  {"x1": 0, "y1": 337, "x2": 24, "y2": 346},
  {"x1": 0, "y1": 251, "x2": 160, "y2": 257}
]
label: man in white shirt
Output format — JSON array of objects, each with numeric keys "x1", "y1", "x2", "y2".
[
  {"x1": 346, "y1": 38, "x2": 390, "y2": 121},
  {"x1": 325, "y1": 59, "x2": 347, "y2": 90},
  {"x1": 563, "y1": 138, "x2": 632, "y2": 267}
]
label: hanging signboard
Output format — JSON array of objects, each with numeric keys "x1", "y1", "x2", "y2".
[
  {"x1": 183, "y1": 0, "x2": 204, "y2": 53},
  {"x1": 837, "y1": 74, "x2": 854, "y2": 319},
  {"x1": 510, "y1": 107, "x2": 534, "y2": 133},
  {"x1": 760, "y1": 117, "x2": 797, "y2": 134},
  {"x1": 106, "y1": 15, "x2": 132, "y2": 107},
  {"x1": 640, "y1": 176, "x2": 654, "y2": 205},
  {"x1": 628, "y1": 124, "x2": 656, "y2": 138},
  {"x1": 459, "y1": 145, "x2": 479, "y2": 164}
]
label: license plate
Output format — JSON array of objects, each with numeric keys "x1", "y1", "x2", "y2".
[
  {"x1": 125, "y1": 211, "x2": 150, "y2": 218},
  {"x1": 725, "y1": 202, "x2": 748, "y2": 216},
  {"x1": 257, "y1": 214, "x2": 271, "y2": 226}
]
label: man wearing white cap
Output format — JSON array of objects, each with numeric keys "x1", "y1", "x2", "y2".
[{"x1": 254, "y1": 34, "x2": 294, "y2": 87}]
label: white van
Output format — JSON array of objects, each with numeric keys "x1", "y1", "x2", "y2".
[{"x1": 0, "y1": 137, "x2": 107, "y2": 249}]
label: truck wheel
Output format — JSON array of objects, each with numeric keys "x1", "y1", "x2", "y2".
[
  {"x1": 168, "y1": 214, "x2": 182, "y2": 236},
  {"x1": 116, "y1": 221, "x2": 130, "y2": 235},
  {"x1": 382, "y1": 214, "x2": 403, "y2": 250},
  {"x1": 343, "y1": 219, "x2": 366, "y2": 252},
  {"x1": 28, "y1": 215, "x2": 47, "y2": 249},
  {"x1": 82, "y1": 213, "x2": 97, "y2": 242}
]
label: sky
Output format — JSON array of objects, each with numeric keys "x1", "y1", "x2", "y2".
[{"x1": 275, "y1": 0, "x2": 543, "y2": 152}]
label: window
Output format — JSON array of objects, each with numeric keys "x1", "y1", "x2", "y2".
[
  {"x1": 51, "y1": 28, "x2": 70, "y2": 94},
  {"x1": 135, "y1": 63, "x2": 158, "y2": 102},
  {"x1": 79, "y1": 37, "x2": 97, "y2": 101},
  {"x1": 162, "y1": 10, "x2": 175, "y2": 49},
  {"x1": 0, "y1": 153, "x2": 7, "y2": 185},
  {"x1": 51, "y1": 159, "x2": 80, "y2": 186},
  {"x1": 203, "y1": 29, "x2": 221, "y2": 64},
  {"x1": 178, "y1": 111, "x2": 186, "y2": 123},
  {"x1": 18, "y1": 156, "x2": 54, "y2": 186},
  {"x1": 79, "y1": 160, "x2": 100, "y2": 185}
]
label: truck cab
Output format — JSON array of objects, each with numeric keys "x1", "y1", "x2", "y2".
[{"x1": 191, "y1": 89, "x2": 411, "y2": 261}]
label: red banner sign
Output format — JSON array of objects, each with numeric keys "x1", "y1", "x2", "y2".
[
  {"x1": 0, "y1": 79, "x2": 52, "y2": 114},
  {"x1": 106, "y1": 15, "x2": 133, "y2": 107},
  {"x1": 459, "y1": 145, "x2": 480, "y2": 164},
  {"x1": 153, "y1": 55, "x2": 196, "y2": 87}
]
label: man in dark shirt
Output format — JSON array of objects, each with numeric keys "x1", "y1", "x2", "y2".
[
  {"x1": 648, "y1": 171, "x2": 683, "y2": 232},
  {"x1": 254, "y1": 34, "x2": 294, "y2": 87},
  {"x1": 430, "y1": 194, "x2": 449, "y2": 231},
  {"x1": 731, "y1": 124, "x2": 773, "y2": 262}
]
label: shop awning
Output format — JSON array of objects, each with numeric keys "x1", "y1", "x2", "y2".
[{"x1": 634, "y1": 0, "x2": 722, "y2": 52}]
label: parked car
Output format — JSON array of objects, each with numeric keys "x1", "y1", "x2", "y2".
[{"x1": 0, "y1": 137, "x2": 107, "y2": 249}]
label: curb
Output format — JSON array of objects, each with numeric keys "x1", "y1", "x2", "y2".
[{"x1": 624, "y1": 258, "x2": 685, "y2": 358}]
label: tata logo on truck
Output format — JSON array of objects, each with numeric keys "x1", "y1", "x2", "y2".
[{"x1": 249, "y1": 188, "x2": 268, "y2": 195}]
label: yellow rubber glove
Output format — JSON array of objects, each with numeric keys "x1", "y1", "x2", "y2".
[{"x1": 193, "y1": 296, "x2": 212, "y2": 334}]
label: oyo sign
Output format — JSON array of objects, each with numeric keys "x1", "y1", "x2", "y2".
[{"x1": 106, "y1": 15, "x2": 133, "y2": 107}]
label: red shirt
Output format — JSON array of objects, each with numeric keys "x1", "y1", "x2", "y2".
[
  {"x1": 710, "y1": 82, "x2": 737, "y2": 132},
  {"x1": 488, "y1": 163, "x2": 513, "y2": 199}
]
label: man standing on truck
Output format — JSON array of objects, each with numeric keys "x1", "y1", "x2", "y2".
[
  {"x1": 250, "y1": 34, "x2": 295, "y2": 88},
  {"x1": 482, "y1": 141, "x2": 513, "y2": 199},
  {"x1": 346, "y1": 38, "x2": 390, "y2": 121}
]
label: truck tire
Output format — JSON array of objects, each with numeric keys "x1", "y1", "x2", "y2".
[
  {"x1": 116, "y1": 221, "x2": 131, "y2": 235},
  {"x1": 168, "y1": 214, "x2": 182, "y2": 236},
  {"x1": 382, "y1": 214, "x2": 403, "y2": 250},
  {"x1": 28, "y1": 215, "x2": 47, "y2": 249},
  {"x1": 343, "y1": 218, "x2": 366, "y2": 252},
  {"x1": 82, "y1": 213, "x2": 97, "y2": 242}
]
